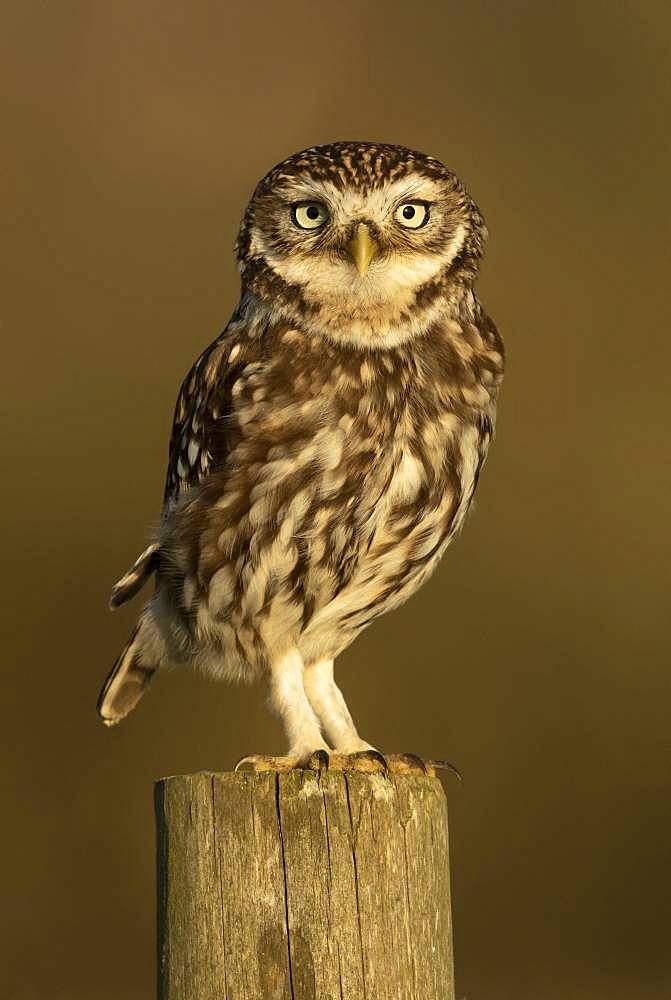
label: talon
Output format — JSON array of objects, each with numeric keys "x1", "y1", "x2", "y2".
[
  {"x1": 234, "y1": 755, "x2": 255, "y2": 772},
  {"x1": 234, "y1": 754, "x2": 298, "y2": 773},
  {"x1": 386, "y1": 753, "x2": 428, "y2": 775},
  {"x1": 425, "y1": 758, "x2": 463, "y2": 781},
  {"x1": 308, "y1": 749, "x2": 330, "y2": 771},
  {"x1": 348, "y1": 749, "x2": 388, "y2": 773},
  {"x1": 383, "y1": 753, "x2": 462, "y2": 778},
  {"x1": 368, "y1": 750, "x2": 389, "y2": 772}
]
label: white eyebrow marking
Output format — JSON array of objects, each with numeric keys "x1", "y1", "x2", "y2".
[{"x1": 446, "y1": 223, "x2": 467, "y2": 262}]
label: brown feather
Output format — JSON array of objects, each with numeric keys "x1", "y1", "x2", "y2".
[
  {"x1": 99, "y1": 141, "x2": 505, "y2": 719},
  {"x1": 109, "y1": 543, "x2": 160, "y2": 610},
  {"x1": 97, "y1": 620, "x2": 158, "y2": 725}
]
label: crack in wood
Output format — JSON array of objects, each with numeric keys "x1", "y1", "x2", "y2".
[
  {"x1": 156, "y1": 771, "x2": 454, "y2": 999},
  {"x1": 210, "y1": 777, "x2": 229, "y2": 1000},
  {"x1": 344, "y1": 774, "x2": 368, "y2": 1000},
  {"x1": 275, "y1": 774, "x2": 296, "y2": 1000}
]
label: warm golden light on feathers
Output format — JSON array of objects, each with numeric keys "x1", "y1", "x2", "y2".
[{"x1": 97, "y1": 141, "x2": 505, "y2": 772}]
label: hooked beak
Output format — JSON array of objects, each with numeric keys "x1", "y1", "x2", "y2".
[{"x1": 348, "y1": 223, "x2": 379, "y2": 277}]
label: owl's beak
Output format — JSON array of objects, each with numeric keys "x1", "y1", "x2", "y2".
[{"x1": 348, "y1": 223, "x2": 379, "y2": 277}]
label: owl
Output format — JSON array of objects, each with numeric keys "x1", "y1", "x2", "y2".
[{"x1": 97, "y1": 142, "x2": 505, "y2": 775}]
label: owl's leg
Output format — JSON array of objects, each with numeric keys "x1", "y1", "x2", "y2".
[
  {"x1": 302, "y1": 658, "x2": 390, "y2": 772},
  {"x1": 303, "y1": 658, "x2": 374, "y2": 754},
  {"x1": 269, "y1": 648, "x2": 330, "y2": 760},
  {"x1": 303, "y1": 658, "x2": 462, "y2": 779},
  {"x1": 236, "y1": 647, "x2": 330, "y2": 772}
]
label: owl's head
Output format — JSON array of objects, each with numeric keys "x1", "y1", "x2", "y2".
[{"x1": 237, "y1": 142, "x2": 487, "y2": 348}]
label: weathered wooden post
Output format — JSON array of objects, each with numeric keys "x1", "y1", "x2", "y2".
[{"x1": 155, "y1": 769, "x2": 455, "y2": 999}]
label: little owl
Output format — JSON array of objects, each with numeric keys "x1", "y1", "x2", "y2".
[{"x1": 97, "y1": 141, "x2": 505, "y2": 775}]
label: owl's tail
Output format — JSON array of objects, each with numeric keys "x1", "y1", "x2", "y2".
[
  {"x1": 97, "y1": 542, "x2": 163, "y2": 725},
  {"x1": 97, "y1": 611, "x2": 163, "y2": 726}
]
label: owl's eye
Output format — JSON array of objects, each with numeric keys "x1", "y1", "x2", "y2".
[
  {"x1": 395, "y1": 202, "x2": 429, "y2": 229},
  {"x1": 292, "y1": 202, "x2": 329, "y2": 230}
]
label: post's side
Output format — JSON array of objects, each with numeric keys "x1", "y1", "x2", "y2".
[{"x1": 156, "y1": 770, "x2": 455, "y2": 1000}]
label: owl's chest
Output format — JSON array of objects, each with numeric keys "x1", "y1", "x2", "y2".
[
  {"x1": 343, "y1": 398, "x2": 463, "y2": 540},
  {"x1": 370, "y1": 440, "x2": 427, "y2": 517},
  {"x1": 296, "y1": 400, "x2": 485, "y2": 652}
]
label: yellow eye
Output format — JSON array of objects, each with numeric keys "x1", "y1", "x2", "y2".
[
  {"x1": 292, "y1": 202, "x2": 329, "y2": 230},
  {"x1": 395, "y1": 202, "x2": 429, "y2": 229}
]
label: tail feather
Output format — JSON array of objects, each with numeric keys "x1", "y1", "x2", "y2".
[
  {"x1": 97, "y1": 620, "x2": 158, "y2": 726},
  {"x1": 109, "y1": 543, "x2": 159, "y2": 610}
]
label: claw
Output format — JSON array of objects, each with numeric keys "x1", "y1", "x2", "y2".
[
  {"x1": 386, "y1": 752, "x2": 428, "y2": 775},
  {"x1": 383, "y1": 753, "x2": 462, "y2": 780},
  {"x1": 233, "y1": 750, "x2": 462, "y2": 780},
  {"x1": 308, "y1": 749, "x2": 330, "y2": 771},
  {"x1": 348, "y1": 749, "x2": 388, "y2": 773},
  {"x1": 234, "y1": 754, "x2": 298, "y2": 773},
  {"x1": 424, "y1": 758, "x2": 463, "y2": 781}
]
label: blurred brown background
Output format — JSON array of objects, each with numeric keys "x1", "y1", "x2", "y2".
[{"x1": 1, "y1": 2, "x2": 669, "y2": 998}]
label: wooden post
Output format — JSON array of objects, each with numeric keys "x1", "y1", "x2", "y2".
[{"x1": 155, "y1": 770, "x2": 455, "y2": 1000}]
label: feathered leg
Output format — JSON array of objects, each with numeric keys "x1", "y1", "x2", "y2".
[
  {"x1": 237, "y1": 655, "x2": 387, "y2": 774},
  {"x1": 236, "y1": 648, "x2": 330, "y2": 771},
  {"x1": 303, "y1": 658, "x2": 374, "y2": 753},
  {"x1": 234, "y1": 652, "x2": 460, "y2": 776},
  {"x1": 304, "y1": 658, "x2": 462, "y2": 778}
]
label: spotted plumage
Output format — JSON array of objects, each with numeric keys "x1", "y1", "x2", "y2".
[{"x1": 97, "y1": 141, "x2": 505, "y2": 769}]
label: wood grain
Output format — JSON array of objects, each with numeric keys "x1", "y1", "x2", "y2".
[{"x1": 156, "y1": 770, "x2": 454, "y2": 1000}]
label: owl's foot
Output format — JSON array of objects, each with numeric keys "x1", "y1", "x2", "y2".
[
  {"x1": 235, "y1": 745, "x2": 331, "y2": 772},
  {"x1": 235, "y1": 754, "x2": 304, "y2": 773},
  {"x1": 234, "y1": 748, "x2": 386, "y2": 773},
  {"x1": 321, "y1": 751, "x2": 462, "y2": 778},
  {"x1": 319, "y1": 749, "x2": 389, "y2": 773},
  {"x1": 328, "y1": 752, "x2": 461, "y2": 778},
  {"x1": 235, "y1": 750, "x2": 462, "y2": 779},
  {"x1": 384, "y1": 754, "x2": 463, "y2": 780}
]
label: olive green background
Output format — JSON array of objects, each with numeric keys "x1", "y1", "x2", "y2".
[{"x1": 2, "y1": 2, "x2": 669, "y2": 998}]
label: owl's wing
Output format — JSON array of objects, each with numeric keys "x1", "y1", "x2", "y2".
[
  {"x1": 110, "y1": 323, "x2": 246, "y2": 609},
  {"x1": 164, "y1": 335, "x2": 234, "y2": 505}
]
